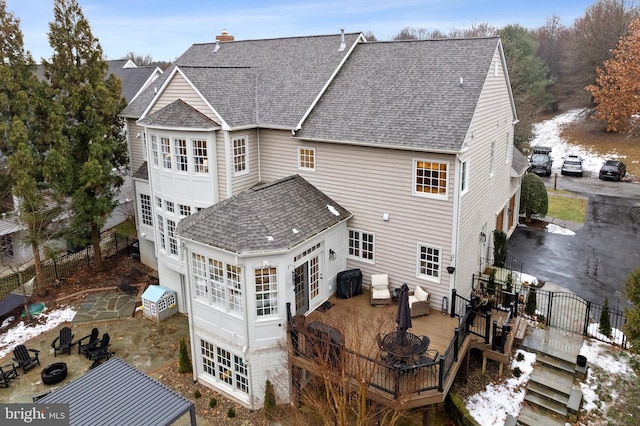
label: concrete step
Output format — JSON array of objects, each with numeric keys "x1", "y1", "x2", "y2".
[
  {"x1": 529, "y1": 365, "x2": 573, "y2": 398},
  {"x1": 535, "y1": 353, "x2": 575, "y2": 375},
  {"x1": 517, "y1": 404, "x2": 567, "y2": 426},
  {"x1": 527, "y1": 381, "x2": 569, "y2": 407},
  {"x1": 524, "y1": 391, "x2": 568, "y2": 417}
]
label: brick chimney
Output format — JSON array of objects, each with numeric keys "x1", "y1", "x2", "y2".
[{"x1": 216, "y1": 30, "x2": 234, "y2": 42}]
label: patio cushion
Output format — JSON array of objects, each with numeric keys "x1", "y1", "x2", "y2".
[
  {"x1": 414, "y1": 285, "x2": 429, "y2": 301},
  {"x1": 408, "y1": 295, "x2": 419, "y2": 308},
  {"x1": 372, "y1": 287, "x2": 391, "y2": 300},
  {"x1": 371, "y1": 274, "x2": 389, "y2": 290}
]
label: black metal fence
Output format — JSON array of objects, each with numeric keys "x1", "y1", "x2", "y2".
[
  {"x1": 471, "y1": 274, "x2": 628, "y2": 348},
  {"x1": 0, "y1": 233, "x2": 138, "y2": 299}
]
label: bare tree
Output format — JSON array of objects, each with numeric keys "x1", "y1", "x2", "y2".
[
  {"x1": 449, "y1": 22, "x2": 498, "y2": 38},
  {"x1": 123, "y1": 51, "x2": 153, "y2": 66}
]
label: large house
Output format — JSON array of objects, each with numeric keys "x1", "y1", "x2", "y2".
[{"x1": 120, "y1": 31, "x2": 528, "y2": 407}]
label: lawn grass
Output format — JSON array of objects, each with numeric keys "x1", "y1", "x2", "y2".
[
  {"x1": 114, "y1": 217, "x2": 137, "y2": 237},
  {"x1": 547, "y1": 190, "x2": 588, "y2": 223}
]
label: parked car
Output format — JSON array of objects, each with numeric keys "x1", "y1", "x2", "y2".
[
  {"x1": 561, "y1": 155, "x2": 584, "y2": 177},
  {"x1": 528, "y1": 146, "x2": 552, "y2": 176},
  {"x1": 599, "y1": 160, "x2": 626, "y2": 181}
]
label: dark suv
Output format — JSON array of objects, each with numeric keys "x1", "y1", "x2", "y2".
[
  {"x1": 528, "y1": 146, "x2": 552, "y2": 176},
  {"x1": 599, "y1": 160, "x2": 626, "y2": 181}
]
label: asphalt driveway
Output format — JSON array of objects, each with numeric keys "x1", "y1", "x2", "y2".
[{"x1": 509, "y1": 180, "x2": 640, "y2": 309}]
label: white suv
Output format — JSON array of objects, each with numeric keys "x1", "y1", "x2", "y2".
[{"x1": 561, "y1": 155, "x2": 584, "y2": 177}]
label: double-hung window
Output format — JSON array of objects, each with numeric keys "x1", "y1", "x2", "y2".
[
  {"x1": 198, "y1": 339, "x2": 249, "y2": 395},
  {"x1": 298, "y1": 147, "x2": 316, "y2": 171},
  {"x1": 150, "y1": 135, "x2": 158, "y2": 166},
  {"x1": 255, "y1": 267, "x2": 277, "y2": 316},
  {"x1": 192, "y1": 254, "x2": 208, "y2": 299},
  {"x1": 348, "y1": 229, "x2": 374, "y2": 262},
  {"x1": 140, "y1": 194, "x2": 153, "y2": 226},
  {"x1": 174, "y1": 138, "x2": 188, "y2": 172},
  {"x1": 157, "y1": 215, "x2": 165, "y2": 249},
  {"x1": 179, "y1": 204, "x2": 191, "y2": 216},
  {"x1": 414, "y1": 160, "x2": 448, "y2": 198},
  {"x1": 233, "y1": 136, "x2": 248, "y2": 175},
  {"x1": 191, "y1": 253, "x2": 243, "y2": 313},
  {"x1": 193, "y1": 139, "x2": 208, "y2": 173},
  {"x1": 417, "y1": 244, "x2": 441, "y2": 282},
  {"x1": 167, "y1": 219, "x2": 177, "y2": 255},
  {"x1": 161, "y1": 137, "x2": 171, "y2": 169}
]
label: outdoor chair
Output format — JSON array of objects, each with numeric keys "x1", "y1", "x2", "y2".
[
  {"x1": 370, "y1": 274, "x2": 392, "y2": 305},
  {"x1": 0, "y1": 362, "x2": 19, "y2": 388},
  {"x1": 12, "y1": 344, "x2": 40, "y2": 373},
  {"x1": 408, "y1": 285, "x2": 431, "y2": 317},
  {"x1": 51, "y1": 326, "x2": 75, "y2": 357},
  {"x1": 78, "y1": 328, "x2": 101, "y2": 357},
  {"x1": 87, "y1": 333, "x2": 115, "y2": 368}
]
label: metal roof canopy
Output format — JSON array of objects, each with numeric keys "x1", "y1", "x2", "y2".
[{"x1": 37, "y1": 357, "x2": 195, "y2": 426}]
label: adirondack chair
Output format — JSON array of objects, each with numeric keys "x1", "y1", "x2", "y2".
[
  {"x1": 12, "y1": 344, "x2": 40, "y2": 373},
  {"x1": 87, "y1": 333, "x2": 114, "y2": 367},
  {"x1": 0, "y1": 363, "x2": 19, "y2": 388},
  {"x1": 77, "y1": 328, "x2": 100, "y2": 357},
  {"x1": 51, "y1": 326, "x2": 75, "y2": 357}
]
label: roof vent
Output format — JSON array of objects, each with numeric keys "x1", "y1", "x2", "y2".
[
  {"x1": 214, "y1": 40, "x2": 220, "y2": 53},
  {"x1": 338, "y1": 28, "x2": 346, "y2": 52}
]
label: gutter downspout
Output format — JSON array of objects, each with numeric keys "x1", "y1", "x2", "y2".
[
  {"x1": 224, "y1": 131, "x2": 232, "y2": 198},
  {"x1": 451, "y1": 154, "x2": 462, "y2": 291},
  {"x1": 183, "y1": 244, "x2": 198, "y2": 384}
]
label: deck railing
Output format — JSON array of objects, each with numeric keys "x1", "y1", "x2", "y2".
[{"x1": 288, "y1": 303, "x2": 471, "y2": 400}]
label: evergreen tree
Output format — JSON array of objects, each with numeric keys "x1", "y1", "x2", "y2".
[
  {"x1": 599, "y1": 296, "x2": 612, "y2": 338},
  {"x1": 44, "y1": 0, "x2": 128, "y2": 271},
  {"x1": 623, "y1": 268, "x2": 640, "y2": 352},
  {"x1": 178, "y1": 338, "x2": 192, "y2": 373},
  {"x1": 525, "y1": 287, "x2": 537, "y2": 316},
  {"x1": 263, "y1": 378, "x2": 277, "y2": 419},
  {"x1": 520, "y1": 173, "x2": 548, "y2": 222},
  {"x1": 0, "y1": 1, "x2": 65, "y2": 295}
]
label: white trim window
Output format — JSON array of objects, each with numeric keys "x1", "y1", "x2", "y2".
[
  {"x1": 140, "y1": 194, "x2": 153, "y2": 226},
  {"x1": 255, "y1": 266, "x2": 278, "y2": 316},
  {"x1": 417, "y1": 243, "x2": 441, "y2": 282},
  {"x1": 199, "y1": 339, "x2": 249, "y2": 395},
  {"x1": 297, "y1": 146, "x2": 316, "y2": 171},
  {"x1": 156, "y1": 196, "x2": 162, "y2": 209},
  {"x1": 192, "y1": 139, "x2": 208, "y2": 173},
  {"x1": 414, "y1": 159, "x2": 448, "y2": 199},
  {"x1": 165, "y1": 201, "x2": 175, "y2": 213},
  {"x1": 151, "y1": 135, "x2": 159, "y2": 166},
  {"x1": 192, "y1": 253, "x2": 208, "y2": 299},
  {"x1": 167, "y1": 219, "x2": 177, "y2": 255},
  {"x1": 490, "y1": 141, "x2": 496, "y2": 176},
  {"x1": 157, "y1": 215, "x2": 165, "y2": 249},
  {"x1": 161, "y1": 137, "x2": 171, "y2": 169},
  {"x1": 191, "y1": 252, "x2": 243, "y2": 313},
  {"x1": 460, "y1": 160, "x2": 469, "y2": 194},
  {"x1": 348, "y1": 228, "x2": 374, "y2": 262},
  {"x1": 174, "y1": 138, "x2": 188, "y2": 172},
  {"x1": 179, "y1": 204, "x2": 191, "y2": 216},
  {"x1": 232, "y1": 136, "x2": 248, "y2": 176}
]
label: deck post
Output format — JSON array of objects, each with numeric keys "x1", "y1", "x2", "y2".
[
  {"x1": 484, "y1": 311, "x2": 491, "y2": 344},
  {"x1": 450, "y1": 289, "x2": 457, "y2": 317},
  {"x1": 453, "y1": 327, "x2": 460, "y2": 362},
  {"x1": 437, "y1": 356, "x2": 445, "y2": 393}
]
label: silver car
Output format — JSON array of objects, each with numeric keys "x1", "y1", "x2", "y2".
[{"x1": 561, "y1": 155, "x2": 583, "y2": 177}]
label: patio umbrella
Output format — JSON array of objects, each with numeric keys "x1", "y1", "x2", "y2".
[{"x1": 395, "y1": 283, "x2": 412, "y2": 341}]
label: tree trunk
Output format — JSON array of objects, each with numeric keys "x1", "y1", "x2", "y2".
[
  {"x1": 31, "y1": 240, "x2": 48, "y2": 297},
  {"x1": 91, "y1": 221, "x2": 105, "y2": 271}
]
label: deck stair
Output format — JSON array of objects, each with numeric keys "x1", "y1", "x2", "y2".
[{"x1": 512, "y1": 326, "x2": 585, "y2": 425}]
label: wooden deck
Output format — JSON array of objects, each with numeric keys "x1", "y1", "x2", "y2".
[{"x1": 290, "y1": 290, "x2": 471, "y2": 409}]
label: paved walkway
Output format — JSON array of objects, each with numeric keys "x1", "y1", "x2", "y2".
[{"x1": 71, "y1": 291, "x2": 137, "y2": 323}]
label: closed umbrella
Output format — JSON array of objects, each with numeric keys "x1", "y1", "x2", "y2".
[{"x1": 395, "y1": 283, "x2": 412, "y2": 343}]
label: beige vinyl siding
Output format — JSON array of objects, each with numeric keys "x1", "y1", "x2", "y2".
[
  {"x1": 127, "y1": 119, "x2": 147, "y2": 174},
  {"x1": 259, "y1": 129, "x2": 455, "y2": 306},
  {"x1": 216, "y1": 132, "x2": 228, "y2": 200},
  {"x1": 455, "y1": 47, "x2": 517, "y2": 298},
  {"x1": 149, "y1": 72, "x2": 217, "y2": 121}
]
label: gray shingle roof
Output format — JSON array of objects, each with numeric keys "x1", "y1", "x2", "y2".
[
  {"x1": 177, "y1": 175, "x2": 351, "y2": 253},
  {"x1": 122, "y1": 33, "x2": 362, "y2": 128},
  {"x1": 37, "y1": 357, "x2": 195, "y2": 426},
  {"x1": 121, "y1": 64, "x2": 176, "y2": 118},
  {"x1": 107, "y1": 62, "x2": 161, "y2": 103},
  {"x1": 137, "y1": 98, "x2": 219, "y2": 129},
  {"x1": 512, "y1": 147, "x2": 529, "y2": 175},
  {"x1": 295, "y1": 38, "x2": 502, "y2": 152},
  {"x1": 133, "y1": 161, "x2": 148, "y2": 180}
]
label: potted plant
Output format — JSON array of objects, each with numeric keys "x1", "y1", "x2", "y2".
[{"x1": 493, "y1": 230, "x2": 508, "y2": 268}]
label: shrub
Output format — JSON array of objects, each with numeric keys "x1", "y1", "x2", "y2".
[
  {"x1": 487, "y1": 270, "x2": 497, "y2": 294},
  {"x1": 209, "y1": 397, "x2": 217, "y2": 408},
  {"x1": 194, "y1": 389, "x2": 201, "y2": 398},
  {"x1": 520, "y1": 173, "x2": 548, "y2": 222},
  {"x1": 623, "y1": 267, "x2": 640, "y2": 352},
  {"x1": 600, "y1": 296, "x2": 612, "y2": 338},
  {"x1": 516, "y1": 352, "x2": 525, "y2": 362},
  {"x1": 493, "y1": 230, "x2": 508, "y2": 267},
  {"x1": 227, "y1": 407, "x2": 236, "y2": 418},
  {"x1": 178, "y1": 338, "x2": 192, "y2": 374},
  {"x1": 513, "y1": 366, "x2": 522, "y2": 378},
  {"x1": 525, "y1": 288, "x2": 537, "y2": 316},
  {"x1": 263, "y1": 379, "x2": 277, "y2": 419}
]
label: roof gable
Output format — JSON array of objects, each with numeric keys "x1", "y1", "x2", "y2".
[
  {"x1": 295, "y1": 37, "x2": 502, "y2": 152},
  {"x1": 177, "y1": 175, "x2": 351, "y2": 254},
  {"x1": 137, "y1": 98, "x2": 219, "y2": 130}
]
